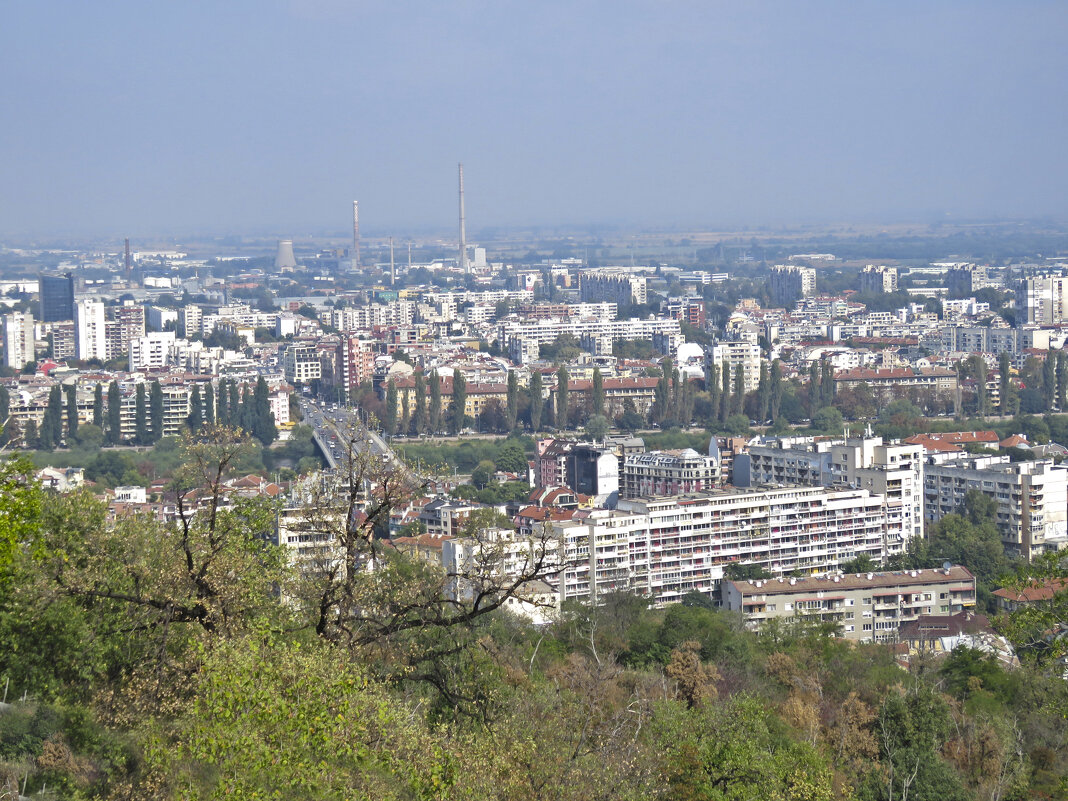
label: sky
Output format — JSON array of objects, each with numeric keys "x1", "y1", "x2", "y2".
[{"x1": 1, "y1": 1, "x2": 1066, "y2": 239}]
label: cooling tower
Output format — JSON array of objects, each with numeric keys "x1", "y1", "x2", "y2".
[{"x1": 275, "y1": 239, "x2": 297, "y2": 270}]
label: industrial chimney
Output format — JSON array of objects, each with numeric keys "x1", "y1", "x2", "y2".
[{"x1": 458, "y1": 163, "x2": 468, "y2": 274}]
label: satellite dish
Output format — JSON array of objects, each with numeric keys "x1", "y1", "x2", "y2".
[{"x1": 942, "y1": 561, "x2": 952, "y2": 571}]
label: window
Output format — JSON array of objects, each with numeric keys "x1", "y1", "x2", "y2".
[
  {"x1": 940, "y1": 605, "x2": 949, "y2": 613},
  {"x1": 863, "y1": 597, "x2": 872, "y2": 605},
  {"x1": 846, "y1": 598, "x2": 855, "y2": 607},
  {"x1": 863, "y1": 623, "x2": 873, "y2": 631},
  {"x1": 784, "y1": 603, "x2": 793, "y2": 611},
  {"x1": 766, "y1": 604, "x2": 776, "y2": 612}
]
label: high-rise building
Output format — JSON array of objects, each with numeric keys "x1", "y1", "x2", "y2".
[
  {"x1": 579, "y1": 271, "x2": 648, "y2": 307},
  {"x1": 859, "y1": 265, "x2": 898, "y2": 294},
  {"x1": 1016, "y1": 276, "x2": 1068, "y2": 325},
  {"x1": 769, "y1": 265, "x2": 815, "y2": 306},
  {"x1": 2, "y1": 311, "x2": 34, "y2": 369},
  {"x1": 49, "y1": 321, "x2": 75, "y2": 360},
  {"x1": 104, "y1": 303, "x2": 146, "y2": 361},
  {"x1": 74, "y1": 299, "x2": 106, "y2": 361},
  {"x1": 39, "y1": 273, "x2": 75, "y2": 322}
]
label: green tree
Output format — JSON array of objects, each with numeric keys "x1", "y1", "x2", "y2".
[
  {"x1": 0, "y1": 385, "x2": 8, "y2": 424},
  {"x1": 107, "y1": 380, "x2": 122, "y2": 444},
  {"x1": 252, "y1": 377, "x2": 277, "y2": 446},
  {"x1": 812, "y1": 406, "x2": 844, "y2": 434},
  {"x1": 494, "y1": 442, "x2": 527, "y2": 474},
  {"x1": 92, "y1": 382, "x2": 104, "y2": 429},
  {"x1": 412, "y1": 372, "x2": 426, "y2": 435},
  {"x1": 23, "y1": 418, "x2": 38, "y2": 449},
  {"x1": 449, "y1": 372, "x2": 467, "y2": 435},
  {"x1": 64, "y1": 383, "x2": 78, "y2": 442},
  {"x1": 187, "y1": 385, "x2": 203, "y2": 432},
  {"x1": 384, "y1": 379, "x2": 398, "y2": 435},
  {"x1": 720, "y1": 362, "x2": 732, "y2": 424},
  {"x1": 529, "y1": 370, "x2": 544, "y2": 431},
  {"x1": 591, "y1": 367, "x2": 604, "y2": 416},
  {"x1": 429, "y1": 370, "x2": 442, "y2": 434},
  {"x1": 1058, "y1": 350, "x2": 1068, "y2": 411},
  {"x1": 149, "y1": 380, "x2": 164, "y2": 442},
  {"x1": 756, "y1": 361, "x2": 770, "y2": 424},
  {"x1": 1042, "y1": 351, "x2": 1056, "y2": 411},
  {"x1": 820, "y1": 359, "x2": 835, "y2": 408},
  {"x1": 555, "y1": 365, "x2": 569, "y2": 429},
  {"x1": 586, "y1": 414, "x2": 609, "y2": 441},
  {"x1": 204, "y1": 382, "x2": 216, "y2": 426},
  {"x1": 229, "y1": 382, "x2": 240, "y2": 429},
  {"x1": 707, "y1": 363, "x2": 720, "y2": 426},
  {"x1": 998, "y1": 351, "x2": 1016, "y2": 415},
  {"x1": 471, "y1": 459, "x2": 495, "y2": 489},
  {"x1": 732, "y1": 363, "x2": 745, "y2": 416},
  {"x1": 217, "y1": 379, "x2": 230, "y2": 426},
  {"x1": 135, "y1": 383, "x2": 149, "y2": 445},
  {"x1": 39, "y1": 385, "x2": 63, "y2": 450},
  {"x1": 505, "y1": 370, "x2": 519, "y2": 431},
  {"x1": 769, "y1": 359, "x2": 783, "y2": 421}
]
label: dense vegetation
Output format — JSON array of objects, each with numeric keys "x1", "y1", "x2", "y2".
[{"x1": 0, "y1": 433, "x2": 1066, "y2": 799}]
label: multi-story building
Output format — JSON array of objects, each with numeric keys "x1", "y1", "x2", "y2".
[
  {"x1": 665, "y1": 298, "x2": 705, "y2": 326},
  {"x1": 923, "y1": 454, "x2": 1068, "y2": 559},
  {"x1": 48, "y1": 321, "x2": 75, "y2": 360},
  {"x1": 708, "y1": 340, "x2": 762, "y2": 393},
  {"x1": 282, "y1": 344, "x2": 322, "y2": 384},
  {"x1": 833, "y1": 367, "x2": 957, "y2": 400},
  {"x1": 180, "y1": 305, "x2": 203, "y2": 337},
  {"x1": 146, "y1": 305, "x2": 179, "y2": 331},
  {"x1": 622, "y1": 448, "x2": 721, "y2": 498},
  {"x1": 769, "y1": 265, "x2": 815, "y2": 306},
  {"x1": 129, "y1": 332, "x2": 177, "y2": 371},
  {"x1": 38, "y1": 272, "x2": 75, "y2": 322},
  {"x1": 335, "y1": 336, "x2": 376, "y2": 396},
  {"x1": 722, "y1": 566, "x2": 976, "y2": 643},
  {"x1": 496, "y1": 317, "x2": 680, "y2": 351},
  {"x1": 579, "y1": 271, "x2": 647, "y2": 307},
  {"x1": 74, "y1": 298, "x2": 107, "y2": 361},
  {"x1": 859, "y1": 265, "x2": 898, "y2": 294},
  {"x1": 736, "y1": 434, "x2": 925, "y2": 555},
  {"x1": 1016, "y1": 275, "x2": 1068, "y2": 325},
  {"x1": 105, "y1": 304, "x2": 146, "y2": 361},
  {"x1": 547, "y1": 376, "x2": 661, "y2": 419},
  {"x1": 940, "y1": 325, "x2": 1017, "y2": 355},
  {"x1": 549, "y1": 485, "x2": 886, "y2": 607},
  {"x1": 945, "y1": 264, "x2": 989, "y2": 297},
  {"x1": 2, "y1": 311, "x2": 34, "y2": 369}
]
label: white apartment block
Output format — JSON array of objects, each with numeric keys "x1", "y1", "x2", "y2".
[
  {"x1": 548, "y1": 485, "x2": 886, "y2": 608},
  {"x1": 180, "y1": 306, "x2": 203, "y2": 337},
  {"x1": 496, "y1": 316, "x2": 680, "y2": 349},
  {"x1": 74, "y1": 299, "x2": 106, "y2": 361},
  {"x1": 923, "y1": 454, "x2": 1068, "y2": 559},
  {"x1": 146, "y1": 305, "x2": 179, "y2": 331},
  {"x1": 129, "y1": 332, "x2": 177, "y2": 371},
  {"x1": 708, "y1": 340, "x2": 762, "y2": 393},
  {"x1": 859, "y1": 265, "x2": 898, "y2": 294},
  {"x1": 283, "y1": 345, "x2": 322, "y2": 384},
  {"x1": 579, "y1": 271, "x2": 647, "y2": 307},
  {"x1": 2, "y1": 311, "x2": 34, "y2": 369},
  {"x1": 722, "y1": 566, "x2": 976, "y2": 643},
  {"x1": 622, "y1": 449, "x2": 722, "y2": 498},
  {"x1": 737, "y1": 435, "x2": 924, "y2": 555},
  {"x1": 1016, "y1": 276, "x2": 1068, "y2": 326}
]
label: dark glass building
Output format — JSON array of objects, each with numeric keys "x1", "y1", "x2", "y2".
[{"x1": 39, "y1": 272, "x2": 75, "y2": 322}]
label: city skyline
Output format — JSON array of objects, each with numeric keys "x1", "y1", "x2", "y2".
[{"x1": 1, "y1": 2, "x2": 1066, "y2": 238}]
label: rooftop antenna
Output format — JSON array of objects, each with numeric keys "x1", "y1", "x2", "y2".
[
  {"x1": 389, "y1": 236, "x2": 395, "y2": 287},
  {"x1": 352, "y1": 200, "x2": 361, "y2": 268},
  {"x1": 458, "y1": 163, "x2": 468, "y2": 274}
]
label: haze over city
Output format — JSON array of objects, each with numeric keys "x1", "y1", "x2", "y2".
[{"x1": 2, "y1": 1, "x2": 1067, "y2": 238}]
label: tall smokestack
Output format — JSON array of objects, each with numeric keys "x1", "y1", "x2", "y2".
[
  {"x1": 389, "y1": 236, "x2": 395, "y2": 287},
  {"x1": 352, "y1": 200, "x2": 361, "y2": 267},
  {"x1": 458, "y1": 163, "x2": 468, "y2": 274},
  {"x1": 124, "y1": 238, "x2": 131, "y2": 274}
]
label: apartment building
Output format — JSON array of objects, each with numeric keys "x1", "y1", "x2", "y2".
[
  {"x1": 940, "y1": 325, "x2": 1017, "y2": 355},
  {"x1": 282, "y1": 344, "x2": 322, "y2": 384},
  {"x1": 1016, "y1": 275, "x2": 1068, "y2": 325},
  {"x1": 622, "y1": 448, "x2": 721, "y2": 498},
  {"x1": 722, "y1": 566, "x2": 976, "y2": 643},
  {"x1": 945, "y1": 264, "x2": 990, "y2": 296},
  {"x1": 549, "y1": 485, "x2": 886, "y2": 608},
  {"x1": 770, "y1": 265, "x2": 816, "y2": 306},
  {"x1": 736, "y1": 434, "x2": 924, "y2": 554},
  {"x1": 708, "y1": 340, "x2": 762, "y2": 393},
  {"x1": 923, "y1": 454, "x2": 1068, "y2": 559},
  {"x1": 74, "y1": 299, "x2": 107, "y2": 361},
  {"x1": 2, "y1": 311, "x2": 34, "y2": 369},
  {"x1": 105, "y1": 304, "x2": 146, "y2": 361},
  {"x1": 579, "y1": 271, "x2": 647, "y2": 307},
  {"x1": 860, "y1": 265, "x2": 898, "y2": 294},
  {"x1": 129, "y1": 332, "x2": 177, "y2": 371},
  {"x1": 496, "y1": 316, "x2": 680, "y2": 349}
]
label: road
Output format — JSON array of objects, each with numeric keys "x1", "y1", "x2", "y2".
[{"x1": 299, "y1": 398, "x2": 413, "y2": 479}]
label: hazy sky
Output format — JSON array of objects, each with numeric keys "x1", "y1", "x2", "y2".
[{"x1": 2, "y1": 1, "x2": 1066, "y2": 238}]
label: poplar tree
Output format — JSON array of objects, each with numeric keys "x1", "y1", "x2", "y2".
[
  {"x1": 150, "y1": 380, "x2": 164, "y2": 442},
  {"x1": 720, "y1": 363, "x2": 731, "y2": 424},
  {"x1": 93, "y1": 383, "x2": 104, "y2": 429},
  {"x1": 769, "y1": 360, "x2": 783, "y2": 421},
  {"x1": 556, "y1": 366, "x2": 569, "y2": 429},
  {"x1": 384, "y1": 379, "x2": 398, "y2": 435},
  {"x1": 0, "y1": 385, "x2": 7, "y2": 427},
  {"x1": 187, "y1": 385, "x2": 203, "y2": 432},
  {"x1": 107, "y1": 380, "x2": 121, "y2": 444},
  {"x1": 757, "y1": 361, "x2": 770, "y2": 425},
  {"x1": 449, "y1": 372, "x2": 467, "y2": 435},
  {"x1": 998, "y1": 352, "x2": 1012, "y2": 416},
  {"x1": 217, "y1": 380, "x2": 229, "y2": 426},
  {"x1": 708, "y1": 363, "x2": 720, "y2": 427},
  {"x1": 204, "y1": 382, "x2": 216, "y2": 426},
  {"x1": 40, "y1": 385, "x2": 63, "y2": 450},
  {"x1": 1058, "y1": 351, "x2": 1068, "y2": 411},
  {"x1": 529, "y1": 370, "x2": 544, "y2": 431},
  {"x1": 65, "y1": 384, "x2": 79, "y2": 442},
  {"x1": 135, "y1": 383, "x2": 149, "y2": 445},
  {"x1": 229, "y1": 383, "x2": 240, "y2": 429},
  {"x1": 809, "y1": 362, "x2": 821, "y2": 415},
  {"x1": 733, "y1": 364, "x2": 745, "y2": 416},
  {"x1": 412, "y1": 372, "x2": 427, "y2": 435},
  {"x1": 429, "y1": 371, "x2": 442, "y2": 434},
  {"x1": 506, "y1": 370, "x2": 519, "y2": 431}
]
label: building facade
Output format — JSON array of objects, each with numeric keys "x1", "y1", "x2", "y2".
[{"x1": 2, "y1": 311, "x2": 34, "y2": 369}]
